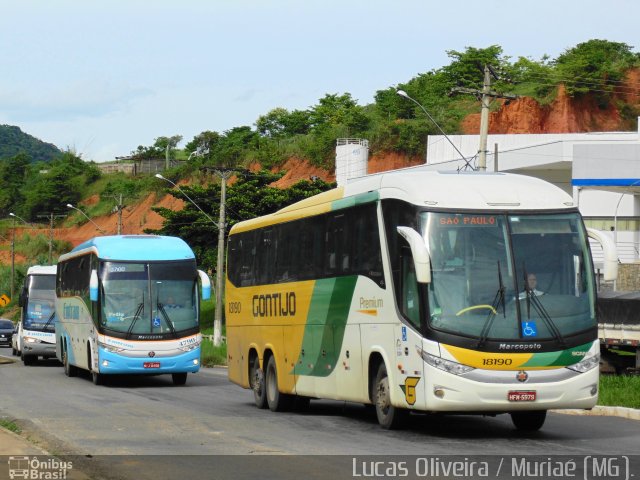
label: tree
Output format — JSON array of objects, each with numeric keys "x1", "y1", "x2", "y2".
[
  {"x1": 554, "y1": 39, "x2": 640, "y2": 100},
  {"x1": 185, "y1": 131, "x2": 221, "y2": 160},
  {"x1": 147, "y1": 172, "x2": 334, "y2": 272},
  {"x1": 309, "y1": 93, "x2": 370, "y2": 134},
  {"x1": 21, "y1": 152, "x2": 99, "y2": 220},
  {"x1": 0, "y1": 153, "x2": 30, "y2": 216},
  {"x1": 255, "y1": 108, "x2": 312, "y2": 138}
]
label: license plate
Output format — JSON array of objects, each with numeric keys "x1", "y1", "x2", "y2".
[
  {"x1": 143, "y1": 362, "x2": 161, "y2": 369},
  {"x1": 508, "y1": 391, "x2": 536, "y2": 402}
]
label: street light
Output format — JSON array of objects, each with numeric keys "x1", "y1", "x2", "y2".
[
  {"x1": 613, "y1": 180, "x2": 640, "y2": 253},
  {"x1": 156, "y1": 172, "x2": 225, "y2": 347},
  {"x1": 66, "y1": 204, "x2": 106, "y2": 234},
  {"x1": 397, "y1": 90, "x2": 472, "y2": 169},
  {"x1": 155, "y1": 174, "x2": 217, "y2": 225}
]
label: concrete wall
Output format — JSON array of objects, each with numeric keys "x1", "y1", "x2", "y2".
[{"x1": 617, "y1": 263, "x2": 640, "y2": 291}]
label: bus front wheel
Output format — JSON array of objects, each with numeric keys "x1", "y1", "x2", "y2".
[
  {"x1": 172, "y1": 373, "x2": 188, "y2": 386},
  {"x1": 374, "y1": 363, "x2": 407, "y2": 430},
  {"x1": 250, "y1": 356, "x2": 267, "y2": 409},
  {"x1": 265, "y1": 356, "x2": 293, "y2": 412},
  {"x1": 510, "y1": 410, "x2": 547, "y2": 431}
]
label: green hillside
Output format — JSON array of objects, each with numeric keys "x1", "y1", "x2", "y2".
[{"x1": 0, "y1": 124, "x2": 62, "y2": 163}]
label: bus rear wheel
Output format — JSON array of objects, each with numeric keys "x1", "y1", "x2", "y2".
[
  {"x1": 63, "y1": 346, "x2": 77, "y2": 377},
  {"x1": 265, "y1": 356, "x2": 293, "y2": 412},
  {"x1": 172, "y1": 373, "x2": 188, "y2": 386},
  {"x1": 510, "y1": 410, "x2": 547, "y2": 431},
  {"x1": 250, "y1": 356, "x2": 267, "y2": 409},
  {"x1": 374, "y1": 363, "x2": 407, "y2": 430}
]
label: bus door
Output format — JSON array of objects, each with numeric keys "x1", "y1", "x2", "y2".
[{"x1": 394, "y1": 244, "x2": 426, "y2": 409}]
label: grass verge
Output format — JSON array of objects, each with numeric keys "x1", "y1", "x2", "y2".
[
  {"x1": 201, "y1": 338, "x2": 227, "y2": 367},
  {"x1": 0, "y1": 419, "x2": 21, "y2": 434},
  {"x1": 598, "y1": 375, "x2": 640, "y2": 409}
]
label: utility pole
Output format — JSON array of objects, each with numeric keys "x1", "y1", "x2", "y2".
[
  {"x1": 37, "y1": 213, "x2": 66, "y2": 264},
  {"x1": 10, "y1": 217, "x2": 15, "y2": 301},
  {"x1": 213, "y1": 169, "x2": 233, "y2": 347},
  {"x1": 451, "y1": 65, "x2": 517, "y2": 171},
  {"x1": 115, "y1": 194, "x2": 124, "y2": 234}
]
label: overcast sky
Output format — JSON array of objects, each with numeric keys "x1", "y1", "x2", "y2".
[{"x1": 1, "y1": 0, "x2": 638, "y2": 162}]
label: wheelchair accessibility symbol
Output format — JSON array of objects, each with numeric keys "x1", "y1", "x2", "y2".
[{"x1": 522, "y1": 321, "x2": 538, "y2": 337}]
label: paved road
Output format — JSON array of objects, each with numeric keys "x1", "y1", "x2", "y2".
[{"x1": 1, "y1": 351, "x2": 639, "y2": 479}]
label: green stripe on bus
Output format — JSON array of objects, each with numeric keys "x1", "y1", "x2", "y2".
[
  {"x1": 294, "y1": 276, "x2": 358, "y2": 377},
  {"x1": 331, "y1": 191, "x2": 379, "y2": 211},
  {"x1": 521, "y1": 342, "x2": 593, "y2": 367}
]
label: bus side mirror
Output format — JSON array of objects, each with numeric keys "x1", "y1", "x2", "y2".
[
  {"x1": 397, "y1": 226, "x2": 431, "y2": 283},
  {"x1": 89, "y1": 269, "x2": 99, "y2": 302},
  {"x1": 18, "y1": 289, "x2": 25, "y2": 307},
  {"x1": 587, "y1": 228, "x2": 618, "y2": 281},
  {"x1": 198, "y1": 270, "x2": 212, "y2": 301}
]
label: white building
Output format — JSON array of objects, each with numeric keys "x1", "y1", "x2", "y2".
[{"x1": 424, "y1": 121, "x2": 640, "y2": 265}]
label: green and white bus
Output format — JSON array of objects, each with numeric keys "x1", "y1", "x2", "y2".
[{"x1": 226, "y1": 169, "x2": 617, "y2": 431}]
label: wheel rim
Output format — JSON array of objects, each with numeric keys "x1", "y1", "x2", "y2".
[
  {"x1": 376, "y1": 376, "x2": 391, "y2": 415},
  {"x1": 253, "y1": 367, "x2": 264, "y2": 397}
]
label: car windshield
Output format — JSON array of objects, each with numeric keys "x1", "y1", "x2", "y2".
[
  {"x1": 100, "y1": 260, "x2": 199, "y2": 337},
  {"x1": 0, "y1": 320, "x2": 13, "y2": 329},
  {"x1": 423, "y1": 212, "x2": 595, "y2": 341}
]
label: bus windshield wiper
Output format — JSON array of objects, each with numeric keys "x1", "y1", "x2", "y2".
[
  {"x1": 477, "y1": 261, "x2": 506, "y2": 349},
  {"x1": 521, "y1": 267, "x2": 566, "y2": 346},
  {"x1": 126, "y1": 302, "x2": 145, "y2": 339},
  {"x1": 42, "y1": 311, "x2": 56, "y2": 331},
  {"x1": 157, "y1": 302, "x2": 178, "y2": 338},
  {"x1": 524, "y1": 290, "x2": 566, "y2": 347}
]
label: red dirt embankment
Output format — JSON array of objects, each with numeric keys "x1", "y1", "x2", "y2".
[{"x1": 461, "y1": 68, "x2": 640, "y2": 134}]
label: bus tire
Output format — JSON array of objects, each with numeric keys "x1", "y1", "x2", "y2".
[
  {"x1": 250, "y1": 356, "x2": 267, "y2": 409},
  {"x1": 374, "y1": 363, "x2": 407, "y2": 430},
  {"x1": 510, "y1": 410, "x2": 546, "y2": 431},
  {"x1": 92, "y1": 371, "x2": 103, "y2": 386},
  {"x1": 265, "y1": 355, "x2": 293, "y2": 412},
  {"x1": 63, "y1": 348, "x2": 77, "y2": 377},
  {"x1": 172, "y1": 373, "x2": 188, "y2": 386},
  {"x1": 22, "y1": 354, "x2": 34, "y2": 366}
]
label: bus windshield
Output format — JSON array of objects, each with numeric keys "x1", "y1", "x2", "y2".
[
  {"x1": 25, "y1": 275, "x2": 57, "y2": 332},
  {"x1": 100, "y1": 260, "x2": 199, "y2": 337},
  {"x1": 423, "y1": 212, "x2": 595, "y2": 342}
]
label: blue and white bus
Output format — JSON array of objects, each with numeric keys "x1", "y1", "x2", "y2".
[
  {"x1": 55, "y1": 235, "x2": 211, "y2": 386},
  {"x1": 16, "y1": 265, "x2": 58, "y2": 365}
]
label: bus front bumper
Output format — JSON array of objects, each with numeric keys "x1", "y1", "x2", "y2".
[
  {"x1": 96, "y1": 346, "x2": 201, "y2": 375},
  {"x1": 420, "y1": 366, "x2": 599, "y2": 412}
]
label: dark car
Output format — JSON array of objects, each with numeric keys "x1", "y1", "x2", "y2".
[{"x1": 0, "y1": 318, "x2": 14, "y2": 348}]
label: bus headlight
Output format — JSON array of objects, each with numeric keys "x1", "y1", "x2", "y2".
[
  {"x1": 421, "y1": 350, "x2": 474, "y2": 375},
  {"x1": 24, "y1": 336, "x2": 41, "y2": 344},
  {"x1": 179, "y1": 344, "x2": 198, "y2": 352},
  {"x1": 98, "y1": 341, "x2": 125, "y2": 353},
  {"x1": 566, "y1": 353, "x2": 600, "y2": 373}
]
